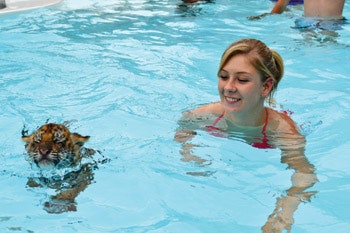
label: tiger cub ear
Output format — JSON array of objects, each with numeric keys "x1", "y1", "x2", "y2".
[
  {"x1": 22, "y1": 134, "x2": 33, "y2": 143},
  {"x1": 71, "y1": 133, "x2": 90, "y2": 146}
]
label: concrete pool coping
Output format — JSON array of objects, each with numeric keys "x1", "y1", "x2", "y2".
[{"x1": 0, "y1": 0, "x2": 62, "y2": 15}]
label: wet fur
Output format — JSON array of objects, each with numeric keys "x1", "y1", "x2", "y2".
[
  {"x1": 22, "y1": 123, "x2": 96, "y2": 214},
  {"x1": 22, "y1": 123, "x2": 90, "y2": 168}
]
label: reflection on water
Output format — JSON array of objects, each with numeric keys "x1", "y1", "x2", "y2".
[
  {"x1": 292, "y1": 17, "x2": 347, "y2": 45},
  {"x1": 27, "y1": 163, "x2": 96, "y2": 214}
]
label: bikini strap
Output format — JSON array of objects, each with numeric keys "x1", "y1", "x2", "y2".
[
  {"x1": 212, "y1": 113, "x2": 224, "y2": 127},
  {"x1": 251, "y1": 108, "x2": 274, "y2": 149},
  {"x1": 262, "y1": 108, "x2": 269, "y2": 134}
]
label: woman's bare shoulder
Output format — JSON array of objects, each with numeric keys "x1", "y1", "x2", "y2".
[
  {"x1": 178, "y1": 102, "x2": 223, "y2": 130},
  {"x1": 267, "y1": 108, "x2": 301, "y2": 135},
  {"x1": 180, "y1": 102, "x2": 223, "y2": 126},
  {"x1": 189, "y1": 102, "x2": 223, "y2": 115}
]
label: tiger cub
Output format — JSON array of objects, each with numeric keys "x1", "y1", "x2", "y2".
[
  {"x1": 22, "y1": 123, "x2": 92, "y2": 169},
  {"x1": 22, "y1": 123, "x2": 96, "y2": 213}
]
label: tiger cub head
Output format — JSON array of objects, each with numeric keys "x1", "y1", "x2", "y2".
[{"x1": 22, "y1": 123, "x2": 90, "y2": 169}]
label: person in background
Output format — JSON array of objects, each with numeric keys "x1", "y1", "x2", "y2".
[
  {"x1": 271, "y1": 0, "x2": 344, "y2": 18},
  {"x1": 249, "y1": 0, "x2": 345, "y2": 29},
  {"x1": 0, "y1": 0, "x2": 6, "y2": 9},
  {"x1": 174, "y1": 38, "x2": 317, "y2": 232}
]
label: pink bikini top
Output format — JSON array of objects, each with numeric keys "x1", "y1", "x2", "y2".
[{"x1": 206, "y1": 108, "x2": 274, "y2": 149}]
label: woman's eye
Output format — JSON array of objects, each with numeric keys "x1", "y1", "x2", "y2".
[
  {"x1": 219, "y1": 75, "x2": 229, "y2": 80},
  {"x1": 238, "y1": 79, "x2": 249, "y2": 83}
]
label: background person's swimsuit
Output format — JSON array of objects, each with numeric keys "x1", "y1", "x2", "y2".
[
  {"x1": 206, "y1": 108, "x2": 274, "y2": 149},
  {"x1": 271, "y1": 0, "x2": 303, "y2": 5},
  {"x1": 294, "y1": 17, "x2": 346, "y2": 31}
]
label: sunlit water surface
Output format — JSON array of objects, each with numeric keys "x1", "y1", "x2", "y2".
[{"x1": 1, "y1": 0, "x2": 350, "y2": 232}]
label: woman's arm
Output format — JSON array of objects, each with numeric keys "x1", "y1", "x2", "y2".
[
  {"x1": 174, "y1": 110, "x2": 209, "y2": 164},
  {"x1": 271, "y1": 0, "x2": 291, "y2": 14},
  {"x1": 248, "y1": 0, "x2": 291, "y2": 20},
  {"x1": 262, "y1": 133, "x2": 318, "y2": 232},
  {"x1": 174, "y1": 103, "x2": 222, "y2": 163}
]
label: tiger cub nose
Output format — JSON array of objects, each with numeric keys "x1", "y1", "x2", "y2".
[{"x1": 39, "y1": 146, "x2": 51, "y2": 156}]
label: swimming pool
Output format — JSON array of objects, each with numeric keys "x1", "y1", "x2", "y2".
[{"x1": 1, "y1": 0, "x2": 349, "y2": 232}]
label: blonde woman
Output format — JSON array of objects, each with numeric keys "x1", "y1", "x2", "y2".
[{"x1": 175, "y1": 38, "x2": 317, "y2": 232}]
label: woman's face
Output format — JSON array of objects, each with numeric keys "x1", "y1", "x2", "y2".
[{"x1": 218, "y1": 54, "x2": 270, "y2": 116}]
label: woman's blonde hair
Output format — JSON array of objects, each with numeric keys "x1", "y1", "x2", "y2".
[{"x1": 218, "y1": 38, "x2": 284, "y2": 104}]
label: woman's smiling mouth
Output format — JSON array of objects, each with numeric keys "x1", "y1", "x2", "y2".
[{"x1": 225, "y1": 96, "x2": 241, "y2": 103}]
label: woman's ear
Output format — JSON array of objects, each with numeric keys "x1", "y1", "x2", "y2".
[{"x1": 261, "y1": 77, "x2": 274, "y2": 97}]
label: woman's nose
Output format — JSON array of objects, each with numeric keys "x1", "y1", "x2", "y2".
[{"x1": 224, "y1": 78, "x2": 237, "y2": 92}]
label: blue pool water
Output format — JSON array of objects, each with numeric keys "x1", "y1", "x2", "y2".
[{"x1": 1, "y1": 0, "x2": 350, "y2": 232}]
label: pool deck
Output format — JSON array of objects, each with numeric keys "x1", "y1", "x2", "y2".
[{"x1": 0, "y1": 0, "x2": 62, "y2": 14}]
